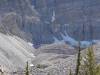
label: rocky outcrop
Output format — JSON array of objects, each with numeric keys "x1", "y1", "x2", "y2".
[
  {"x1": 32, "y1": 0, "x2": 100, "y2": 41},
  {"x1": 30, "y1": 42, "x2": 100, "y2": 75},
  {"x1": 0, "y1": 0, "x2": 40, "y2": 42},
  {"x1": 0, "y1": 0, "x2": 100, "y2": 48},
  {"x1": 0, "y1": 32, "x2": 35, "y2": 72}
]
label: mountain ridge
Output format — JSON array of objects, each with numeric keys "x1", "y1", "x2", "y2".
[{"x1": 0, "y1": 0, "x2": 100, "y2": 48}]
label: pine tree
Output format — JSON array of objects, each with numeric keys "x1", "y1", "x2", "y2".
[
  {"x1": 25, "y1": 61, "x2": 30, "y2": 75},
  {"x1": 86, "y1": 47, "x2": 96, "y2": 75},
  {"x1": 69, "y1": 46, "x2": 100, "y2": 75},
  {"x1": 80, "y1": 46, "x2": 100, "y2": 75},
  {"x1": 75, "y1": 42, "x2": 81, "y2": 75},
  {"x1": 69, "y1": 68, "x2": 72, "y2": 75}
]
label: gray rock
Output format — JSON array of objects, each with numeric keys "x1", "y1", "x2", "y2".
[{"x1": 0, "y1": 0, "x2": 100, "y2": 47}]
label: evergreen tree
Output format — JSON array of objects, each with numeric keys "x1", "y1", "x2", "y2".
[
  {"x1": 72, "y1": 45, "x2": 100, "y2": 75},
  {"x1": 75, "y1": 42, "x2": 81, "y2": 75},
  {"x1": 25, "y1": 61, "x2": 30, "y2": 75},
  {"x1": 80, "y1": 46, "x2": 100, "y2": 75},
  {"x1": 69, "y1": 68, "x2": 72, "y2": 75}
]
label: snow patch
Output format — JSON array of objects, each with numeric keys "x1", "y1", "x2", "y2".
[
  {"x1": 51, "y1": 10, "x2": 56, "y2": 22},
  {"x1": 30, "y1": 64, "x2": 34, "y2": 67},
  {"x1": 53, "y1": 37, "x2": 60, "y2": 43},
  {"x1": 28, "y1": 42, "x2": 33, "y2": 47},
  {"x1": 61, "y1": 32, "x2": 78, "y2": 46},
  {"x1": 80, "y1": 41, "x2": 92, "y2": 48},
  {"x1": 54, "y1": 31, "x2": 99, "y2": 48}
]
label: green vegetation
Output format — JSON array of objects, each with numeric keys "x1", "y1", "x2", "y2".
[
  {"x1": 75, "y1": 42, "x2": 81, "y2": 75},
  {"x1": 70, "y1": 46, "x2": 100, "y2": 75},
  {"x1": 80, "y1": 47, "x2": 100, "y2": 75},
  {"x1": 25, "y1": 61, "x2": 30, "y2": 75},
  {"x1": 24, "y1": 46, "x2": 100, "y2": 75},
  {"x1": 22, "y1": 45, "x2": 100, "y2": 75}
]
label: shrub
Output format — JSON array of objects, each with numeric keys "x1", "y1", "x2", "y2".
[
  {"x1": 80, "y1": 47, "x2": 100, "y2": 75},
  {"x1": 69, "y1": 46, "x2": 100, "y2": 75}
]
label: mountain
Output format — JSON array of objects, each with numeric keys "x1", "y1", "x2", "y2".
[
  {"x1": 0, "y1": 32, "x2": 35, "y2": 73},
  {"x1": 0, "y1": 0, "x2": 100, "y2": 48},
  {"x1": 0, "y1": 0, "x2": 40, "y2": 46},
  {"x1": 32, "y1": 0, "x2": 100, "y2": 41},
  {"x1": 30, "y1": 42, "x2": 100, "y2": 75},
  {"x1": 0, "y1": 0, "x2": 100, "y2": 74}
]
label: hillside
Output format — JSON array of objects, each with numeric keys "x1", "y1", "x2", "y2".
[
  {"x1": 0, "y1": 0, "x2": 100, "y2": 75},
  {"x1": 0, "y1": 33, "x2": 35, "y2": 73},
  {"x1": 0, "y1": 0, "x2": 100, "y2": 48}
]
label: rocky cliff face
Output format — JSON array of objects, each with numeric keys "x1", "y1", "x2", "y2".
[
  {"x1": 32, "y1": 0, "x2": 100, "y2": 40},
  {"x1": 0, "y1": 0, "x2": 41, "y2": 46},
  {"x1": 0, "y1": 0, "x2": 100, "y2": 48},
  {"x1": 0, "y1": 0, "x2": 100, "y2": 74}
]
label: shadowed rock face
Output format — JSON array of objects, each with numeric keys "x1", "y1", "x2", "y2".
[
  {"x1": 0, "y1": 0, "x2": 100, "y2": 74},
  {"x1": 0, "y1": 0, "x2": 100, "y2": 48},
  {"x1": 0, "y1": 0, "x2": 54, "y2": 47},
  {"x1": 32, "y1": 0, "x2": 100, "y2": 40},
  {"x1": 0, "y1": 0, "x2": 41, "y2": 44}
]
